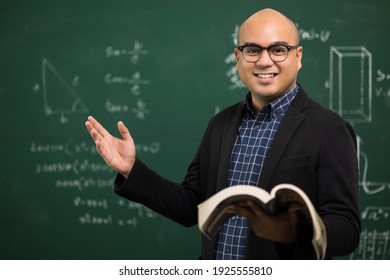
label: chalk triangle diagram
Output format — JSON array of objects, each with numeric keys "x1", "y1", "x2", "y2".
[{"x1": 42, "y1": 58, "x2": 88, "y2": 116}]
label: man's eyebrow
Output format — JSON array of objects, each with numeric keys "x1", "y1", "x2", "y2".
[
  {"x1": 270, "y1": 41, "x2": 291, "y2": 46},
  {"x1": 240, "y1": 41, "x2": 292, "y2": 47}
]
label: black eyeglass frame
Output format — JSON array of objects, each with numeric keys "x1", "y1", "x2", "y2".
[{"x1": 237, "y1": 43, "x2": 300, "y2": 62}]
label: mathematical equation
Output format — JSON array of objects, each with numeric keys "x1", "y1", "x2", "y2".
[
  {"x1": 296, "y1": 24, "x2": 331, "y2": 42},
  {"x1": 74, "y1": 196, "x2": 157, "y2": 226},
  {"x1": 30, "y1": 138, "x2": 160, "y2": 227},
  {"x1": 362, "y1": 206, "x2": 390, "y2": 222},
  {"x1": 104, "y1": 40, "x2": 151, "y2": 119},
  {"x1": 55, "y1": 177, "x2": 113, "y2": 191},
  {"x1": 105, "y1": 40, "x2": 148, "y2": 64},
  {"x1": 350, "y1": 229, "x2": 390, "y2": 260},
  {"x1": 30, "y1": 139, "x2": 160, "y2": 157},
  {"x1": 375, "y1": 69, "x2": 390, "y2": 98}
]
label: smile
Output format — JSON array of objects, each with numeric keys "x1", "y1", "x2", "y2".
[{"x1": 254, "y1": 73, "x2": 277, "y2": 78}]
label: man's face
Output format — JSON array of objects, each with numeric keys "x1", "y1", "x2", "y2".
[{"x1": 235, "y1": 12, "x2": 303, "y2": 110}]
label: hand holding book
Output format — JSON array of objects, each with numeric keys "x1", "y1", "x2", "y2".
[
  {"x1": 226, "y1": 200, "x2": 303, "y2": 245},
  {"x1": 197, "y1": 184, "x2": 327, "y2": 259}
]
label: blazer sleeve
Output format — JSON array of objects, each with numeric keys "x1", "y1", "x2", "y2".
[
  {"x1": 114, "y1": 156, "x2": 201, "y2": 227},
  {"x1": 317, "y1": 120, "x2": 361, "y2": 257}
]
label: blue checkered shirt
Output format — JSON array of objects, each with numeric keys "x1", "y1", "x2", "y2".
[{"x1": 214, "y1": 85, "x2": 299, "y2": 259}]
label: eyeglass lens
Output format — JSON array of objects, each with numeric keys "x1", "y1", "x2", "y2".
[{"x1": 242, "y1": 45, "x2": 290, "y2": 62}]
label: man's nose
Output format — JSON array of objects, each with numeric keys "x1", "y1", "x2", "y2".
[{"x1": 256, "y1": 49, "x2": 274, "y2": 66}]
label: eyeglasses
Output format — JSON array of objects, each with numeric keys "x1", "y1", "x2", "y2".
[{"x1": 237, "y1": 44, "x2": 299, "y2": 63}]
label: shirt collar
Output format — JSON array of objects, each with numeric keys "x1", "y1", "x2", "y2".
[{"x1": 243, "y1": 84, "x2": 299, "y2": 119}]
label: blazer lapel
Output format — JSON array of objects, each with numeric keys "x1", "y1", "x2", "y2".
[
  {"x1": 215, "y1": 103, "x2": 244, "y2": 192},
  {"x1": 258, "y1": 88, "x2": 308, "y2": 190}
]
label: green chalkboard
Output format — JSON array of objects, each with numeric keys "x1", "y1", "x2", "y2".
[{"x1": 1, "y1": 0, "x2": 389, "y2": 259}]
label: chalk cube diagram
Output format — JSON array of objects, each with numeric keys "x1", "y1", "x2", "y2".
[{"x1": 329, "y1": 46, "x2": 372, "y2": 123}]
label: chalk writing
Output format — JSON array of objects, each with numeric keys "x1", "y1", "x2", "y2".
[
  {"x1": 31, "y1": 140, "x2": 98, "y2": 157},
  {"x1": 132, "y1": 98, "x2": 150, "y2": 119},
  {"x1": 72, "y1": 76, "x2": 80, "y2": 87},
  {"x1": 104, "y1": 72, "x2": 150, "y2": 86},
  {"x1": 350, "y1": 229, "x2": 390, "y2": 259},
  {"x1": 75, "y1": 198, "x2": 157, "y2": 226},
  {"x1": 104, "y1": 40, "x2": 151, "y2": 120},
  {"x1": 31, "y1": 140, "x2": 160, "y2": 157},
  {"x1": 131, "y1": 84, "x2": 141, "y2": 96},
  {"x1": 296, "y1": 23, "x2": 331, "y2": 42},
  {"x1": 225, "y1": 63, "x2": 245, "y2": 90},
  {"x1": 375, "y1": 69, "x2": 390, "y2": 99},
  {"x1": 118, "y1": 199, "x2": 157, "y2": 219},
  {"x1": 117, "y1": 217, "x2": 138, "y2": 227},
  {"x1": 105, "y1": 99, "x2": 129, "y2": 113},
  {"x1": 376, "y1": 69, "x2": 390, "y2": 82},
  {"x1": 64, "y1": 140, "x2": 98, "y2": 156},
  {"x1": 30, "y1": 132, "x2": 160, "y2": 228},
  {"x1": 35, "y1": 159, "x2": 113, "y2": 175},
  {"x1": 73, "y1": 196, "x2": 109, "y2": 209},
  {"x1": 30, "y1": 142, "x2": 64, "y2": 153},
  {"x1": 214, "y1": 106, "x2": 221, "y2": 115},
  {"x1": 135, "y1": 142, "x2": 161, "y2": 154},
  {"x1": 79, "y1": 212, "x2": 113, "y2": 225},
  {"x1": 78, "y1": 212, "x2": 142, "y2": 227},
  {"x1": 362, "y1": 206, "x2": 390, "y2": 221},
  {"x1": 375, "y1": 87, "x2": 390, "y2": 98},
  {"x1": 225, "y1": 25, "x2": 245, "y2": 90},
  {"x1": 105, "y1": 40, "x2": 148, "y2": 64},
  {"x1": 55, "y1": 177, "x2": 113, "y2": 191}
]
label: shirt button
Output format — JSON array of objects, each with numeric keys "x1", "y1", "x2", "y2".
[
  {"x1": 254, "y1": 124, "x2": 260, "y2": 130},
  {"x1": 231, "y1": 216, "x2": 236, "y2": 221},
  {"x1": 245, "y1": 154, "x2": 250, "y2": 159},
  {"x1": 225, "y1": 247, "x2": 231, "y2": 253}
]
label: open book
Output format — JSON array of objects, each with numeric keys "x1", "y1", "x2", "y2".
[{"x1": 197, "y1": 184, "x2": 327, "y2": 259}]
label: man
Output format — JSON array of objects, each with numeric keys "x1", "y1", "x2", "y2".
[{"x1": 85, "y1": 8, "x2": 360, "y2": 259}]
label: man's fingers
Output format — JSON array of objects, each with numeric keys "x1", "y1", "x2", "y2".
[
  {"x1": 85, "y1": 121, "x2": 99, "y2": 141},
  {"x1": 287, "y1": 203, "x2": 302, "y2": 219},
  {"x1": 117, "y1": 121, "x2": 132, "y2": 141},
  {"x1": 228, "y1": 204, "x2": 256, "y2": 221},
  {"x1": 94, "y1": 139, "x2": 112, "y2": 164},
  {"x1": 87, "y1": 116, "x2": 110, "y2": 137},
  {"x1": 85, "y1": 123, "x2": 103, "y2": 143},
  {"x1": 246, "y1": 201, "x2": 268, "y2": 219}
]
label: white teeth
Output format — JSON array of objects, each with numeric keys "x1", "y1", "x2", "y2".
[{"x1": 257, "y1": 73, "x2": 275, "y2": 78}]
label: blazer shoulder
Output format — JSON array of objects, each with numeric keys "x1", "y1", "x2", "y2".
[
  {"x1": 207, "y1": 101, "x2": 243, "y2": 127},
  {"x1": 294, "y1": 87, "x2": 351, "y2": 127},
  {"x1": 306, "y1": 98, "x2": 351, "y2": 128}
]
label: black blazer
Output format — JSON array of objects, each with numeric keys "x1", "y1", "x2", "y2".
[{"x1": 115, "y1": 85, "x2": 361, "y2": 259}]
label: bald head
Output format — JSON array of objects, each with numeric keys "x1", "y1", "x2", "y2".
[
  {"x1": 237, "y1": 8, "x2": 300, "y2": 46},
  {"x1": 234, "y1": 8, "x2": 303, "y2": 110}
]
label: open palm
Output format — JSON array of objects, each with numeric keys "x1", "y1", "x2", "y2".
[{"x1": 85, "y1": 116, "x2": 135, "y2": 178}]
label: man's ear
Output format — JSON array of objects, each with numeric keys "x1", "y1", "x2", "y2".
[
  {"x1": 234, "y1": 48, "x2": 240, "y2": 70},
  {"x1": 296, "y1": 46, "x2": 303, "y2": 71}
]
